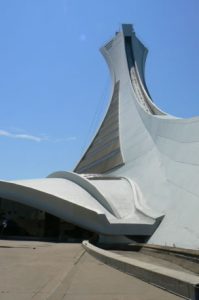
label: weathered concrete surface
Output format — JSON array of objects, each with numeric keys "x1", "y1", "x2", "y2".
[{"x1": 0, "y1": 240, "x2": 182, "y2": 300}]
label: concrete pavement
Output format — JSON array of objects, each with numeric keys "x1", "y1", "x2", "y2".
[{"x1": 0, "y1": 240, "x2": 182, "y2": 299}]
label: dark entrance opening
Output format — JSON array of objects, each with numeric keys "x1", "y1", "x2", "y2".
[{"x1": 0, "y1": 197, "x2": 94, "y2": 242}]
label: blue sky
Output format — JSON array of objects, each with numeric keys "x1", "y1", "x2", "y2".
[{"x1": 0, "y1": 0, "x2": 198, "y2": 180}]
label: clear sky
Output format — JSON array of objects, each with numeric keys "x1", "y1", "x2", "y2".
[{"x1": 0, "y1": 0, "x2": 198, "y2": 180}]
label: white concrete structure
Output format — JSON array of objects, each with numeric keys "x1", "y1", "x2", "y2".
[{"x1": 1, "y1": 24, "x2": 199, "y2": 249}]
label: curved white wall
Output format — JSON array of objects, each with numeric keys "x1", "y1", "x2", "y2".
[{"x1": 99, "y1": 25, "x2": 199, "y2": 249}]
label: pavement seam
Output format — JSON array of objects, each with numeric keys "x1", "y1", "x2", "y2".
[{"x1": 45, "y1": 248, "x2": 86, "y2": 300}]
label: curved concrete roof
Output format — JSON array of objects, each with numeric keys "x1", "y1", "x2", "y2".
[{"x1": 0, "y1": 175, "x2": 160, "y2": 236}]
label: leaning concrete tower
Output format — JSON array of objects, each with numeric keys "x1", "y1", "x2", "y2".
[{"x1": 75, "y1": 24, "x2": 199, "y2": 249}]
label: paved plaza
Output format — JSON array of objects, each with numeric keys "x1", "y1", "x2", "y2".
[{"x1": 0, "y1": 240, "x2": 183, "y2": 300}]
